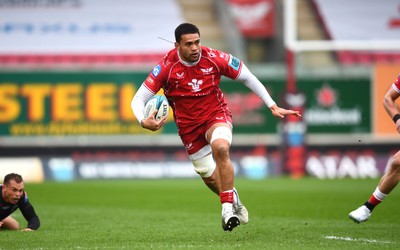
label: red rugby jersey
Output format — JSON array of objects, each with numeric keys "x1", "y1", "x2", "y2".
[
  {"x1": 393, "y1": 74, "x2": 400, "y2": 93},
  {"x1": 143, "y1": 46, "x2": 243, "y2": 134}
]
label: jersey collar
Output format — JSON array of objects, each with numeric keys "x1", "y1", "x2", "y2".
[{"x1": 177, "y1": 48, "x2": 201, "y2": 67}]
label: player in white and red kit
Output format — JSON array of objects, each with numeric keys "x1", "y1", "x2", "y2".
[
  {"x1": 131, "y1": 23, "x2": 301, "y2": 231},
  {"x1": 349, "y1": 74, "x2": 400, "y2": 223}
]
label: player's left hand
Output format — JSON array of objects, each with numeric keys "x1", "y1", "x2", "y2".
[
  {"x1": 20, "y1": 228, "x2": 34, "y2": 231},
  {"x1": 270, "y1": 104, "x2": 301, "y2": 119},
  {"x1": 141, "y1": 110, "x2": 167, "y2": 131}
]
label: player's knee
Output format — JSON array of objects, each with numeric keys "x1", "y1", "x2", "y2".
[
  {"x1": 212, "y1": 143, "x2": 230, "y2": 160},
  {"x1": 2, "y1": 217, "x2": 20, "y2": 230},
  {"x1": 191, "y1": 154, "x2": 216, "y2": 178},
  {"x1": 210, "y1": 126, "x2": 232, "y2": 158}
]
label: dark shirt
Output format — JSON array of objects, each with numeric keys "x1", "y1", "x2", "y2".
[{"x1": 0, "y1": 184, "x2": 40, "y2": 230}]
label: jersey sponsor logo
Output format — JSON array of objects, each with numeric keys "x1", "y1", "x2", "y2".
[
  {"x1": 228, "y1": 55, "x2": 240, "y2": 71},
  {"x1": 145, "y1": 76, "x2": 154, "y2": 84},
  {"x1": 188, "y1": 79, "x2": 203, "y2": 92},
  {"x1": 200, "y1": 67, "x2": 213, "y2": 74},
  {"x1": 185, "y1": 143, "x2": 193, "y2": 151},
  {"x1": 176, "y1": 72, "x2": 185, "y2": 79},
  {"x1": 144, "y1": 76, "x2": 155, "y2": 87},
  {"x1": 151, "y1": 64, "x2": 162, "y2": 77},
  {"x1": 207, "y1": 50, "x2": 217, "y2": 58}
]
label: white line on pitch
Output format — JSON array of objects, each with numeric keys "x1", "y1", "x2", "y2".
[{"x1": 324, "y1": 235, "x2": 396, "y2": 244}]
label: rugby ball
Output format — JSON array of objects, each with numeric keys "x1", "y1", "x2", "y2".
[{"x1": 144, "y1": 95, "x2": 170, "y2": 121}]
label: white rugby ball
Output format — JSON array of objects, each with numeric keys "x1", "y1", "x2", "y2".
[{"x1": 144, "y1": 95, "x2": 170, "y2": 121}]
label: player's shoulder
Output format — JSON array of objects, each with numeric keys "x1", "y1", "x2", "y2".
[
  {"x1": 163, "y1": 48, "x2": 179, "y2": 66},
  {"x1": 201, "y1": 46, "x2": 227, "y2": 59},
  {"x1": 18, "y1": 191, "x2": 29, "y2": 205},
  {"x1": 201, "y1": 46, "x2": 239, "y2": 64},
  {"x1": 149, "y1": 49, "x2": 178, "y2": 79},
  {"x1": 201, "y1": 46, "x2": 241, "y2": 73}
]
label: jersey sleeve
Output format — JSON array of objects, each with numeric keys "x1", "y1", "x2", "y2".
[
  {"x1": 142, "y1": 56, "x2": 169, "y2": 94},
  {"x1": 213, "y1": 49, "x2": 242, "y2": 80},
  {"x1": 18, "y1": 192, "x2": 40, "y2": 230},
  {"x1": 392, "y1": 74, "x2": 400, "y2": 93}
]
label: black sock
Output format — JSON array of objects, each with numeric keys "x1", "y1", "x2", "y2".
[{"x1": 364, "y1": 201, "x2": 375, "y2": 212}]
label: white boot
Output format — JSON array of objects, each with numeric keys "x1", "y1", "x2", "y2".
[
  {"x1": 233, "y1": 188, "x2": 249, "y2": 224},
  {"x1": 349, "y1": 205, "x2": 371, "y2": 223},
  {"x1": 221, "y1": 203, "x2": 240, "y2": 231}
]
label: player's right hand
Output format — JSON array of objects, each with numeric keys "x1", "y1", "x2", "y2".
[{"x1": 141, "y1": 110, "x2": 167, "y2": 131}]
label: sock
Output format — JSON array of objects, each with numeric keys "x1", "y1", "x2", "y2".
[
  {"x1": 364, "y1": 201, "x2": 375, "y2": 211},
  {"x1": 220, "y1": 190, "x2": 234, "y2": 204},
  {"x1": 365, "y1": 187, "x2": 387, "y2": 211}
]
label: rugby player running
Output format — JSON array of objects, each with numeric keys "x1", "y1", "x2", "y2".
[{"x1": 131, "y1": 23, "x2": 301, "y2": 231}]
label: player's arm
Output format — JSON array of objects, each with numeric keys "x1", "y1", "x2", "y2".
[
  {"x1": 131, "y1": 84, "x2": 167, "y2": 131},
  {"x1": 383, "y1": 84, "x2": 400, "y2": 133},
  {"x1": 20, "y1": 202, "x2": 40, "y2": 231},
  {"x1": 237, "y1": 63, "x2": 301, "y2": 118}
]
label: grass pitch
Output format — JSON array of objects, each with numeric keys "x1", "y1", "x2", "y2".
[{"x1": 1, "y1": 177, "x2": 399, "y2": 249}]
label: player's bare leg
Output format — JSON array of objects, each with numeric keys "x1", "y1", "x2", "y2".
[
  {"x1": 378, "y1": 151, "x2": 400, "y2": 194},
  {"x1": 202, "y1": 164, "x2": 249, "y2": 225},
  {"x1": 211, "y1": 138, "x2": 239, "y2": 231},
  {"x1": 211, "y1": 139, "x2": 235, "y2": 192},
  {"x1": 349, "y1": 151, "x2": 400, "y2": 223},
  {"x1": 202, "y1": 169, "x2": 220, "y2": 194},
  {"x1": 1, "y1": 216, "x2": 20, "y2": 230},
  {"x1": 203, "y1": 123, "x2": 249, "y2": 230}
]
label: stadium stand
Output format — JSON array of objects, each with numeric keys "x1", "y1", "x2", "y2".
[
  {"x1": 2, "y1": 0, "x2": 397, "y2": 68},
  {"x1": 178, "y1": 0, "x2": 227, "y2": 52},
  {"x1": 312, "y1": 0, "x2": 400, "y2": 65},
  {"x1": 297, "y1": 0, "x2": 335, "y2": 67},
  {"x1": 0, "y1": 0, "x2": 185, "y2": 68}
]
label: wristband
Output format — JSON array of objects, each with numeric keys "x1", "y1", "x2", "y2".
[{"x1": 393, "y1": 114, "x2": 400, "y2": 124}]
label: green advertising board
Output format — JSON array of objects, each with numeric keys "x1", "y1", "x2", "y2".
[
  {"x1": 0, "y1": 71, "x2": 370, "y2": 137},
  {"x1": 298, "y1": 78, "x2": 371, "y2": 133},
  {"x1": 221, "y1": 76, "x2": 371, "y2": 134}
]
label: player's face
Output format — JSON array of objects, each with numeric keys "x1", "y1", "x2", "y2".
[
  {"x1": 3, "y1": 180, "x2": 24, "y2": 204},
  {"x1": 175, "y1": 33, "x2": 201, "y2": 63}
]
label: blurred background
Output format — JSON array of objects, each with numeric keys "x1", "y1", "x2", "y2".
[{"x1": 0, "y1": 0, "x2": 399, "y2": 182}]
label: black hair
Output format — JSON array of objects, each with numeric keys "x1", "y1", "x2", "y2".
[
  {"x1": 4, "y1": 173, "x2": 23, "y2": 184},
  {"x1": 174, "y1": 23, "x2": 200, "y2": 43}
]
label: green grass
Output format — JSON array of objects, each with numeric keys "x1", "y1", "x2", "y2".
[{"x1": 1, "y1": 177, "x2": 399, "y2": 249}]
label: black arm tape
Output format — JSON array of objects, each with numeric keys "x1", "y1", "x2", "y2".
[{"x1": 393, "y1": 114, "x2": 400, "y2": 124}]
